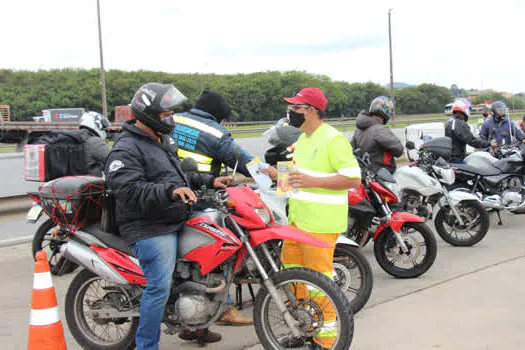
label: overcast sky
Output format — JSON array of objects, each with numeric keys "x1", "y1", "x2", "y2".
[{"x1": 3, "y1": 0, "x2": 524, "y2": 93}]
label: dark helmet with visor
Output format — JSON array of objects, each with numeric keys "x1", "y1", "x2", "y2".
[
  {"x1": 490, "y1": 100, "x2": 507, "y2": 122},
  {"x1": 131, "y1": 83, "x2": 187, "y2": 134}
]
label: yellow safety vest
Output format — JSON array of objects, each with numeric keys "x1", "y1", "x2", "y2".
[{"x1": 288, "y1": 123, "x2": 361, "y2": 233}]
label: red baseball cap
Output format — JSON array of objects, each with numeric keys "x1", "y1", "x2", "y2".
[{"x1": 284, "y1": 88, "x2": 328, "y2": 111}]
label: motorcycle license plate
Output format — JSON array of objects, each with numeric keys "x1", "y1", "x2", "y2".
[{"x1": 26, "y1": 204, "x2": 43, "y2": 223}]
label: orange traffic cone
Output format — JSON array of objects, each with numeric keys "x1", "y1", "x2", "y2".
[{"x1": 28, "y1": 250, "x2": 67, "y2": 350}]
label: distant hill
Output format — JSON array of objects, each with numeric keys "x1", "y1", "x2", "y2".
[{"x1": 384, "y1": 82, "x2": 412, "y2": 89}]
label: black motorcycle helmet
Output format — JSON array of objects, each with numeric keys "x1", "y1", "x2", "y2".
[
  {"x1": 194, "y1": 89, "x2": 232, "y2": 123},
  {"x1": 131, "y1": 83, "x2": 188, "y2": 134},
  {"x1": 490, "y1": 100, "x2": 507, "y2": 123}
]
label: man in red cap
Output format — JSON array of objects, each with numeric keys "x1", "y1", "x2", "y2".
[{"x1": 266, "y1": 87, "x2": 361, "y2": 349}]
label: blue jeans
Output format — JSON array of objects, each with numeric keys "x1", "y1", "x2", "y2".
[{"x1": 131, "y1": 233, "x2": 178, "y2": 350}]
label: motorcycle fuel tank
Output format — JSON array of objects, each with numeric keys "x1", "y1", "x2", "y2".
[{"x1": 394, "y1": 166, "x2": 442, "y2": 197}]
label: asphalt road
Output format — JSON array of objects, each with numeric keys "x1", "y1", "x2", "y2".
[
  {"x1": 0, "y1": 128, "x2": 407, "y2": 197},
  {"x1": 0, "y1": 210, "x2": 524, "y2": 349}
]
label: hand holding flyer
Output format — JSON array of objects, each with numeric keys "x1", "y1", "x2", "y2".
[
  {"x1": 246, "y1": 157, "x2": 272, "y2": 190},
  {"x1": 276, "y1": 161, "x2": 294, "y2": 196}
]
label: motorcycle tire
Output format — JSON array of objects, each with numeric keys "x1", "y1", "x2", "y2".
[
  {"x1": 435, "y1": 200, "x2": 490, "y2": 247},
  {"x1": 334, "y1": 244, "x2": 373, "y2": 314},
  {"x1": 254, "y1": 267, "x2": 353, "y2": 350},
  {"x1": 374, "y1": 222, "x2": 437, "y2": 279},
  {"x1": 32, "y1": 218, "x2": 78, "y2": 276},
  {"x1": 65, "y1": 269, "x2": 139, "y2": 350}
]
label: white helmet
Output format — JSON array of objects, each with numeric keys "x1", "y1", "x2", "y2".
[{"x1": 79, "y1": 111, "x2": 111, "y2": 140}]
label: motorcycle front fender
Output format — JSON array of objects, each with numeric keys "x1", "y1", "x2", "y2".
[
  {"x1": 374, "y1": 212, "x2": 425, "y2": 238},
  {"x1": 249, "y1": 225, "x2": 333, "y2": 249},
  {"x1": 336, "y1": 234, "x2": 360, "y2": 247},
  {"x1": 440, "y1": 190, "x2": 480, "y2": 207}
]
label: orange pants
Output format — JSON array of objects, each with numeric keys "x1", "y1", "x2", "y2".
[{"x1": 281, "y1": 229, "x2": 339, "y2": 348}]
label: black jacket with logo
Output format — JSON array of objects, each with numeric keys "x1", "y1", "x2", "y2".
[{"x1": 105, "y1": 120, "x2": 215, "y2": 245}]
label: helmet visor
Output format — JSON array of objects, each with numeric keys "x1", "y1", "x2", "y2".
[
  {"x1": 160, "y1": 86, "x2": 188, "y2": 110},
  {"x1": 493, "y1": 105, "x2": 506, "y2": 116}
]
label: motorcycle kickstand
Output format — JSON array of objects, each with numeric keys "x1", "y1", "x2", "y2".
[{"x1": 496, "y1": 210, "x2": 503, "y2": 225}]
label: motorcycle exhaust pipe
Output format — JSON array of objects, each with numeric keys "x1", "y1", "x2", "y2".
[
  {"x1": 173, "y1": 279, "x2": 227, "y2": 295},
  {"x1": 60, "y1": 241, "x2": 128, "y2": 285}
]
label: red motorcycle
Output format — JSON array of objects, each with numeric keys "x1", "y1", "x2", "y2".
[
  {"x1": 49, "y1": 177, "x2": 353, "y2": 349},
  {"x1": 346, "y1": 151, "x2": 437, "y2": 279}
]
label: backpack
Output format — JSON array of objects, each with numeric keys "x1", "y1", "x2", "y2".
[{"x1": 28, "y1": 130, "x2": 88, "y2": 181}]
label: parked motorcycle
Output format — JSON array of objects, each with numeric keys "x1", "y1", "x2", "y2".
[
  {"x1": 346, "y1": 150, "x2": 437, "y2": 279},
  {"x1": 448, "y1": 142, "x2": 525, "y2": 224},
  {"x1": 39, "y1": 154, "x2": 353, "y2": 350},
  {"x1": 258, "y1": 187, "x2": 374, "y2": 314},
  {"x1": 397, "y1": 138, "x2": 490, "y2": 246},
  {"x1": 262, "y1": 122, "x2": 436, "y2": 279}
]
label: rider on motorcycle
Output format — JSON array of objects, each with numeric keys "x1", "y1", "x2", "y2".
[
  {"x1": 479, "y1": 100, "x2": 525, "y2": 146},
  {"x1": 105, "y1": 83, "x2": 231, "y2": 350},
  {"x1": 445, "y1": 99, "x2": 491, "y2": 163},
  {"x1": 350, "y1": 96, "x2": 403, "y2": 175}
]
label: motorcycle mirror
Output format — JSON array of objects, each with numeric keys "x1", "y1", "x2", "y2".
[
  {"x1": 181, "y1": 157, "x2": 199, "y2": 173},
  {"x1": 405, "y1": 141, "x2": 416, "y2": 150}
]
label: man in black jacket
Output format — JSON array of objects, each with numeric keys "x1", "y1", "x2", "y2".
[
  {"x1": 445, "y1": 99, "x2": 491, "y2": 163},
  {"x1": 350, "y1": 96, "x2": 403, "y2": 175},
  {"x1": 105, "y1": 83, "x2": 230, "y2": 350},
  {"x1": 78, "y1": 111, "x2": 111, "y2": 177}
]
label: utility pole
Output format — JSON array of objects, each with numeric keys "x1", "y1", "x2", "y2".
[
  {"x1": 96, "y1": 0, "x2": 108, "y2": 117},
  {"x1": 388, "y1": 8, "x2": 395, "y2": 122}
]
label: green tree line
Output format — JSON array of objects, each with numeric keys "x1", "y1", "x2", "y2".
[{"x1": 0, "y1": 68, "x2": 464, "y2": 121}]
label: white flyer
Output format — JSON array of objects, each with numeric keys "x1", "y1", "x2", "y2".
[{"x1": 246, "y1": 157, "x2": 272, "y2": 190}]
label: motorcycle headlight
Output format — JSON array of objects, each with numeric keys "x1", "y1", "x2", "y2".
[
  {"x1": 432, "y1": 166, "x2": 455, "y2": 185},
  {"x1": 255, "y1": 207, "x2": 272, "y2": 224}
]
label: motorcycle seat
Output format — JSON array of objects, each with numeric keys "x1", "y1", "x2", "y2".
[
  {"x1": 451, "y1": 163, "x2": 501, "y2": 176},
  {"x1": 83, "y1": 223, "x2": 135, "y2": 257}
]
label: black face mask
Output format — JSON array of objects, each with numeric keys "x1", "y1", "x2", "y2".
[{"x1": 288, "y1": 110, "x2": 306, "y2": 128}]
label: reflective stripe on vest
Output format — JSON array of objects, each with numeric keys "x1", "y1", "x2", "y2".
[
  {"x1": 172, "y1": 115, "x2": 224, "y2": 139},
  {"x1": 289, "y1": 124, "x2": 356, "y2": 233},
  {"x1": 290, "y1": 191, "x2": 347, "y2": 205},
  {"x1": 177, "y1": 149, "x2": 213, "y2": 172}
]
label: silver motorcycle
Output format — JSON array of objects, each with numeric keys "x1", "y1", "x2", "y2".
[{"x1": 397, "y1": 138, "x2": 490, "y2": 246}]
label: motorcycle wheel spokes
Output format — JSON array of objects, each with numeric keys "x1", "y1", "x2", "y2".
[
  {"x1": 255, "y1": 269, "x2": 352, "y2": 350},
  {"x1": 374, "y1": 222, "x2": 437, "y2": 279},
  {"x1": 333, "y1": 245, "x2": 373, "y2": 314},
  {"x1": 435, "y1": 201, "x2": 490, "y2": 247},
  {"x1": 67, "y1": 270, "x2": 139, "y2": 349}
]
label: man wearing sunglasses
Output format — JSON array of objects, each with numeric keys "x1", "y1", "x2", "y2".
[{"x1": 267, "y1": 87, "x2": 361, "y2": 349}]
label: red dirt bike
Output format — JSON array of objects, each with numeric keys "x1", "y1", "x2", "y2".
[
  {"x1": 346, "y1": 150, "x2": 438, "y2": 279},
  {"x1": 53, "y1": 179, "x2": 353, "y2": 349}
]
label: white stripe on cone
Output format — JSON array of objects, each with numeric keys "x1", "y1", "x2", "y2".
[
  {"x1": 30, "y1": 306, "x2": 61, "y2": 326},
  {"x1": 33, "y1": 272, "x2": 54, "y2": 290}
]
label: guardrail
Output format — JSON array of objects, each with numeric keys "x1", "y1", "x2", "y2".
[{"x1": 0, "y1": 194, "x2": 32, "y2": 215}]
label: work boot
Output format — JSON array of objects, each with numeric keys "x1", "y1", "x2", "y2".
[
  {"x1": 216, "y1": 305, "x2": 254, "y2": 326},
  {"x1": 178, "y1": 328, "x2": 222, "y2": 344}
]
